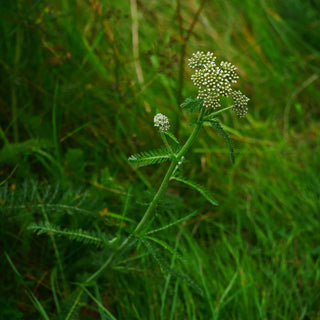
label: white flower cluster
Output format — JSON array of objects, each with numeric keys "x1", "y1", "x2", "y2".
[
  {"x1": 188, "y1": 51, "x2": 249, "y2": 116},
  {"x1": 231, "y1": 90, "x2": 250, "y2": 117},
  {"x1": 154, "y1": 113, "x2": 170, "y2": 132}
]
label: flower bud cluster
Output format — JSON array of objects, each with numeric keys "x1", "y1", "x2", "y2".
[
  {"x1": 154, "y1": 113, "x2": 170, "y2": 132},
  {"x1": 188, "y1": 51, "x2": 249, "y2": 116},
  {"x1": 231, "y1": 90, "x2": 250, "y2": 117},
  {"x1": 197, "y1": 89, "x2": 221, "y2": 109},
  {"x1": 178, "y1": 156, "x2": 184, "y2": 166}
]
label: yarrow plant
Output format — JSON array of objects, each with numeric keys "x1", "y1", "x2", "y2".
[
  {"x1": 84, "y1": 51, "x2": 250, "y2": 284},
  {"x1": 29, "y1": 52, "x2": 250, "y2": 311},
  {"x1": 126, "y1": 51, "x2": 250, "y2": 236}
]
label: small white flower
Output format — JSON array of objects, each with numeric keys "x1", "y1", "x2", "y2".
[{"x1": 154, "y1": 113, "x2": 170, "y2": 132}]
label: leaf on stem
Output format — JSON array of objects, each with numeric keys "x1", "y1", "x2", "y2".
[
  {"x1": 145, "y1": 210, "x2": 197, "y2": 235},
  {"x1": 28, "y1": 222, "x2": 116, "y2": 248},
  {"x1": 164, "y1": 131, "x2": 180, "y2": 145},
  {"x1": 128, "y1": 148, "x2": 172, "y2": 168},
  {"x1": 180, "y1": 97, "x2": 203, "y2": 113},
  {"x1": 208, "y1": 119, "x2": 235, "y2": 164},
  {"x1": 171, "y1": 176, "x2": 218, "y2": 206}
]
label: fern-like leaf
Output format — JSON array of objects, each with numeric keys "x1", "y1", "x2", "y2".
[
  {"x1": 209, "y1": 119, "x2": 235, "y2": 164},
  {"x1": 0, "y1": 181, "x2": 106, "y2": 219},
  {"x1": 28, "y1": 222, "x2": 116, "y2": 248},
  {"x1": 180, "y1": 97, "x2": 203, "y2": 112},
  {"x1": 128, "y1": 148, "x2": 172, "y2": 168},
  {"x1": 171, "y1": 176, "x2": 218, "y2": 206}
]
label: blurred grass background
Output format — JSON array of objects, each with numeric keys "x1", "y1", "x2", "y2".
[{"x1": 1, "y1": 0, "x2": 320, "y2": 319}]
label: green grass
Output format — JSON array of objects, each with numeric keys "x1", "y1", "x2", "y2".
[{"x1": 1, "y1": 0, "x2": 320, "y2": 319}]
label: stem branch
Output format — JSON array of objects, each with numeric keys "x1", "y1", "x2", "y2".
[{"x1": 161, "y1": 133, "x2": 176, "y2": 158}]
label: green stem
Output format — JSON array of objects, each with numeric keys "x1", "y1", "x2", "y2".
[
  {"x1": 134, "y1": 158, "x2": 178, "y2": 234},
  {"x1": 177, "y1": 107, "x2": 205, "y2": 159},
  {"x1": 203, "y1": 105, "x2": 234, "y2": 121},
  {"x1": 161, "y1": 132, "x2": 176, "y2": 158}
]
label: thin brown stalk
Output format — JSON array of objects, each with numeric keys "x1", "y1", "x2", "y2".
[
  {"x1": 175, "y1": 0, "x2": 207, "y2": 135},
  {"x1": 131, "y1": 0, "x2": 144, "y2": 85}
]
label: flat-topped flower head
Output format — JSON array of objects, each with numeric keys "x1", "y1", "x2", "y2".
[
  {"x1": 231, "y1": 90, "x2": 250, "y2": 118},
  {"x1": 191, "y1": 62, "x2": 236, "y2": 97},
  {"x1": 154, "y1": 113, "x2": 170, "y2": 132},
  {"x1": 188, "y1": 51, "x2": 248, "y2": 114}
]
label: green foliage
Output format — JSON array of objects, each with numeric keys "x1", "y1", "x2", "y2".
[
  {"x1": 65, "y1": 148, "x2": 85, "y2": 176},
  {"x1": 208, "y1": 118, "x2": 235, "y2": 164},
  {"x1": 171, "y1": 176, "x2": 218, "y2": 206},
  {"x1": 0, "y1": 181, "x2": 101, "y2": 219},
  {"x1": 128, "y1": 148, "x2": 172, "y2": 168},
  {"x1": 26, "y1": 291, "x2": 51, "y2": 320},
  {"x1": 164, "y1": 131, "x2": 180, "y2": 145},
  {"x1": 145, "y1": 210, "x2": 197, "y2": 235},
  {"x1": 138, "y1": 236, "x2": 203, "y2": 295},
  {"x1": 0, "y1": 139, "x2": 52, "y2": 164},
  {"x1": 28, "y1": 221, "x2": 116, "y2": 248},
  {"x1": 81, "y1": 287, "x2": 118, "y2": 320},
  {"x1": 180, "y1": 97, "x2": 203, "y2": 112},
  {"x1": 59, "y1": 288, "x2": 87, "y2": 320}
]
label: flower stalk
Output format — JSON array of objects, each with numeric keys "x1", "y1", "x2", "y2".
[{"x1": 161, "y1": 133, "x2": 176, "y2": 158}]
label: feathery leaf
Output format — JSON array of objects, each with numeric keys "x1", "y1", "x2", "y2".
[
  {"x1": 28, "y1": 222, "x2": 116, "y2": 248},
  {"x1": 171, "y1": 176, "x2": 218, "y2": 206},
  {"x1": 180, "y1": 97, "x2": 203, "y2": 112},
  {"x1": 128, "y1": 148, "x2": 172, "y2": 168},
  {"x1": 209, "y1": 119, "x2": 235, "y2": 164}
]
